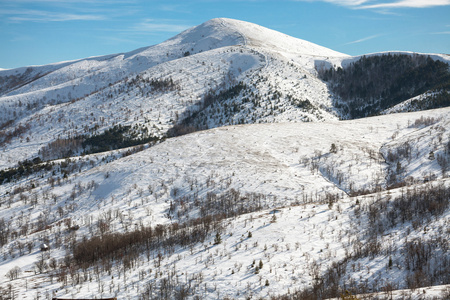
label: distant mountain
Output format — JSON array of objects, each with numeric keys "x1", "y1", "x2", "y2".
[
  {"x1": 318, "y1": 52, "x2": 450, "y2": 118},
  {"x1": 0, "y1": 18, "x2": 449, "y2": 300}
]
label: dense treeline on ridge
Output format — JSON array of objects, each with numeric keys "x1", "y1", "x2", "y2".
[{"x1": 318, "y1": 54, "x2": 450, "y2": 118}]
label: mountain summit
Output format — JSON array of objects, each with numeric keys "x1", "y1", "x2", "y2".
[{"x1": 161, "y1": 18, "x2": 348, "y2": 57}]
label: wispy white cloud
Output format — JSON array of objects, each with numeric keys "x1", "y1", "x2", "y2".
[
  {"x1": 133, "y1": 19, "x2": 192, "y2": 33},
  {"x1": 296, "y1": 0, "x2": 450, "y2": 9},
  {"x1": 296, "y1": 0, "x2": 369, "y2": 6},
  {"x1": 98, "y1": 35, "x2": 142, "y2": 46},
  {"x1": 322, "y1": 0, "x2": 370, "y2": 6},
  {"x1": 158, "y1": 4, "x2": 191, "y2": 14},
  {"x1": 0, "y1": 9, "x2": 105, "y2": 22},
  {"x1": 344, "y1": 34, "x2": 382, "y2": 44},
  {"x1": 360, "y1": 0, "x2": 450, "y2": 9},
  {"x1": 11, "y1": 34, "x2": 34, "y2": 42},
  {"x1": 431, "y1": 31, "x2": 450, "y2": 34},
  {"x1": 10, "y1": 0, "x2": 135, "y2": 3},
  {"x1": 0, "y1": 0, "x2": 135, "y2": 23}
]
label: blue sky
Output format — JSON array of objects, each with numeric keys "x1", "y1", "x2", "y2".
[{"x1": 1, "y1": 0, "x2": 449, "y2": 69}]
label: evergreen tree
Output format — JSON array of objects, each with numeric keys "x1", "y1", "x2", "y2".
[
  {"x1": 330, "y1": 143, "x2": 338, "y2": 154},
  {"x1": 396, "y1": 161, "x2": 403, "y2": 174},
  {"x1": 214, "y1": 232, "x2": 222, "y2": 245},
  {"x1": 428, "y1": 151, "x2": 435, "y2": 160}
]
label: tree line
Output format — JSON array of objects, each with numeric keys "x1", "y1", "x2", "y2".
[{"x1": 318, "y1": 54, "x2": 450, "y2": 119}]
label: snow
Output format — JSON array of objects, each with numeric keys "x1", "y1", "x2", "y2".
[
  {"x1": 1, "y1": 107, "x2": 449, "y2": 299},
  {"x1": 0, "y1": 17, "x2": 449, "y2": 300}
]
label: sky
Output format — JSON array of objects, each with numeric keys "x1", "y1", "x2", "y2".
[{"x1": 0, "y1": 0, "x2": 449, "y2": 69}]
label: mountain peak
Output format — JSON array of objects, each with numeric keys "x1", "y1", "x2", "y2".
[
  {"x1": 164, "y1": 18, "x2": 246, "y2": 54},
  {"x1": 165, "y1": 18, "x2": 347, "y2": 57}
]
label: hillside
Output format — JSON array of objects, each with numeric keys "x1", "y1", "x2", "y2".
[
  {"x1": 0, "y1": 18, "x2": 449, "y2": 299},
  {"x1": 1, "y1": 107, "x2": 449, "y2": 299}
]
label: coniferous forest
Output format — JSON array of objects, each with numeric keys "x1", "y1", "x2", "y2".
[{"x1": 318, "y1": 54, "x2": 450, "y2": 119}]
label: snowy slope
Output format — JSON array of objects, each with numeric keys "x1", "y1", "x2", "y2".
[
  {"x1": 0, "y1": 18, "x2": 450, "y2": 300},
  {"x1": 0, "y1": 107, "x2": 449, "y2": 299}
]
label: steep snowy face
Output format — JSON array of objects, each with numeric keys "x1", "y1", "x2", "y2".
[{"x1": 123, "y1": 18, "x2": 247, "y2": 63}]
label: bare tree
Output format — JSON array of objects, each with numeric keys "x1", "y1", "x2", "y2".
[{"x1": 6, "y1": 266, "x2": 21, "y2": 281}]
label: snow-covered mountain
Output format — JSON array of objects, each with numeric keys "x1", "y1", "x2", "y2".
[
  {"x1": 0, "y1": 18, "x2": 449, "y2": 299},
  {"x1": 1, "y1": 18, "x2": 448, "y2": 169},
  {"x1": 0, "y1": 18, "x2": 355, "y2": 170}
]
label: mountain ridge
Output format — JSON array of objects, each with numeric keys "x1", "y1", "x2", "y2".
[{"x1": 0, "y1": 18, "x2": 448, "y2": 170}]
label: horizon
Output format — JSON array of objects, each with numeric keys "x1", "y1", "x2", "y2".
[{"x1": 1, "y1": 0, "x2": 449, "y2": 70}]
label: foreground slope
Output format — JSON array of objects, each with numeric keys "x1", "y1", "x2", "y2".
[{"x1": 0, "y1": 108, "x2": 449, "y2": 299}]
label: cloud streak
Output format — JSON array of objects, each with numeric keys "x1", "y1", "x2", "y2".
[
  {"x1": 344, "y1": 34, "x2": 382, "y2": 44},
  {"x1": 0, "y1": 9, "x2": 105, "y2": 22},
  {"x1": 10, "y1": 0, "x2": 135, "y2": 4},
  {"x1": 322, "y1": 0, "x2": 369, "y2": 6},
  {"x1": 0, "y1": 0, "x2": 134, "y2": 23},
  {"x1": 360, "y1": 0, "x2": 450, "y2": 9},
  {"x1": 132, "y1": 19, "x2": 192, "y2": 33},
  {"x1": 295, "y1": 0, "x2": 369, "y2": 7},
  {"x1": 297, "y1": 0, "x2": 450, "y2": 9},
  {"x1": 431, "y1": 31, "x2": 450, "y2": 34}
]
